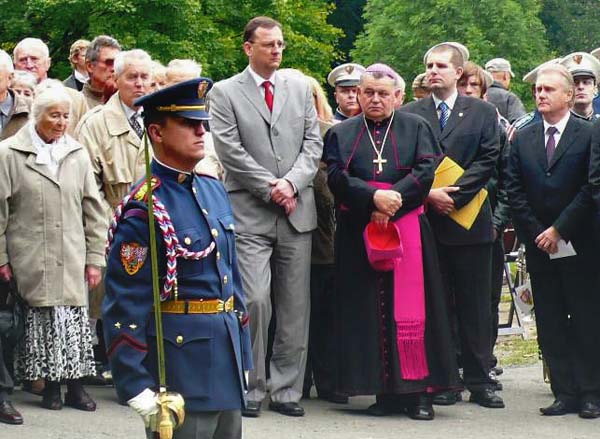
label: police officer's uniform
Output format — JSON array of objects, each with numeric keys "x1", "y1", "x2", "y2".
[
  {"x1": 102, "y1": 78, "x2": 252, "y2": 439},
  {"x1": 327, "y1": 63, "x2": 365, "y2": 121},
  {"x1": 559, "y1": 52, "x2": 600, "y2": 122}
]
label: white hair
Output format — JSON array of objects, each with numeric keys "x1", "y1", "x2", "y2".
[
  {"x1": 30, "y1": 79, "x2": 72, "y2": 124},
  {"x1": 13, "y1": 38, "x2": 50, "y2": 60},
  {"x1": 396, "y1": 75, "x2": 406, "y2": 93},
  {"x1": 12, "y1": 70, "x2": 37, "y2": 90},
  {"x1": 0, "y1": 50, "x2": 14, "y2": 73},
  {"x1": 114, "y1": 49, "x2": 152, "y2": 77},
  {"x1": 166, "y1": 59, "x2": 202, "y2": 81}
]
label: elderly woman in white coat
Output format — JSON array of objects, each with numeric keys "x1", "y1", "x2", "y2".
[{"x1": 0, "y1": 80, "x2": 107, "y2": 411}]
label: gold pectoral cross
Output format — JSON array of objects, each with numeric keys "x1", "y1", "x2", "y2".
[{"x1": 373, "y1": 155, "x2": 387, "y2": 174}]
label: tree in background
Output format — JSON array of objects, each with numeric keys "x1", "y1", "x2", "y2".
[
  {"x1": 0, "y1": 0, "x2": 341, "y2": 82},
  {"x1": 352, "y1": 0, "x2": 551, "y2": 108},
  {"x1": 327, "y1": 0, "x2": 366, "y2": 62},
  {"x1": 540, "y1": 0, "x2": 600, "y2": 56}
]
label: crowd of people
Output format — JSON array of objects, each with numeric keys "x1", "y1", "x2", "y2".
[{"x1": 1, "y1": 14, "x2": 600, "y2": 438}]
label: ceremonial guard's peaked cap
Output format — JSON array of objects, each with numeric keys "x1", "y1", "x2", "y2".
[
  {"x1": 327, "y1": 63, "x2": 366, "y2": 87},
  {"x1": 135, "y1": 77, "x2": 213, "y2": 121},
  {"x1": 559, "y1": 52, "x2": 600, "y2": 82}
]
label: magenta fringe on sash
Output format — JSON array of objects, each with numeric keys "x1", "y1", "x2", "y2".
[{"x1": 368, "y1": 181, "x2": 429, "y2": 380}]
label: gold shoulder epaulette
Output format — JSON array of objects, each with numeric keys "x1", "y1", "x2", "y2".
[{"x1": 133, "y1": 176, "x2": 161, "y2": 202}]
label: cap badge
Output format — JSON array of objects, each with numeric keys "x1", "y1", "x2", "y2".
[
  {"x1": 344, "y1": 65, "x2": 354, "y2": 74},
  {"x1": 574, "y1": 55, "x2": 583, "y2": 65},
  {"x1": 197, "y1": 80, "x2": 209, "y2": 99}
]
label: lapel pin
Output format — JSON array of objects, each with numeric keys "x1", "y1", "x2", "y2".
[{"x1": 458, "y1": 112, "x2": 464, "y2": 117}]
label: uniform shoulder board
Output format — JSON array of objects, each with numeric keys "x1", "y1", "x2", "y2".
[
  {"x1": 512, "y1": 111, "x2": 535, "y2": 130},
  {"x1": 132, "y1": 176, "x2": 162, "y2": 202}
]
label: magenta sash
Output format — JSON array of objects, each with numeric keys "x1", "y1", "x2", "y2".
[{"x1": 366, "y1": 181, "x2": 429, "y2": 380}]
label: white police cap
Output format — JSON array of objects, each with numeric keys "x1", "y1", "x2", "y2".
[
  {"x1": 559, "y1": 52, "x2": 600, "y2": 81},
  {"x1": 327, "y1": 63, "x2": 366, "y2": 87}
]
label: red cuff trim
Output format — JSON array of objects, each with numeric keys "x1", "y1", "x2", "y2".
[{"x1": 107, "y1": 333, "x2": 148, "y2": 358}]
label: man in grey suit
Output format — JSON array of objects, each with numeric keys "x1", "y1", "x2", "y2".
[{"x1": 209, "y1": 16, "x2": 322, "y2": 418}]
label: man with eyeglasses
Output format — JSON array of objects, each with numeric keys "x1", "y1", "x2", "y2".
[
  {"x1": 81, "y1": 35, "x2": 121, "y2": 109},
  {"x1": 210, "y1": 16, "x2": 322, "y2": 418},
  {"x1": 12, "y1": 38, "x2": 88, "y2": 136}
]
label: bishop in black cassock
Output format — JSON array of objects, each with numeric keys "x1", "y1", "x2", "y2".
[{"x1": 324, "y1": 65, "x2": 461, "y2": 420}]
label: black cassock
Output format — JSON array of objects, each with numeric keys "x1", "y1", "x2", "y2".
[{"x1": 324, "y1": 111, "x2": 461, "y2": 396}]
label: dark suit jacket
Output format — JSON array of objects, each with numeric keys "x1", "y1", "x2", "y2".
[
  {"x1": 63, "y1": 73, "x2": 84, "y2": 91},
  {"x1": 402, "y1": 95, "x2": 500, "y2": 245},
  {"x1": 506, "y1": 115, "x2": 595, "y2": 272}
]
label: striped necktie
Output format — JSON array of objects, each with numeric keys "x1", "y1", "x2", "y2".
[{"x1": 438, "y1": 101, "x2": 450, "y2": 131}]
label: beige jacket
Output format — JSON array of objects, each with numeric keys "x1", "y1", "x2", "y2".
[
  {"x1": 75, "y1": 91, "x2": 146, "y2": 215},
  {"x1": 0, "y1": 125, "x2": 107, "y2": 307},
  {"x1": 0, "y1": 90, "x2": 31, "y2": 141},
  {"x1": 65, "y1": 86, "x2": 89, "y2": 136}
]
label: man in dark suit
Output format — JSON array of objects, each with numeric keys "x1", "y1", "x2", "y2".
[
  {"x1": 209, "y1": 16, "x2": 322, "y2": 418},
  {"x1": 508, "y1": 64, "x2": 600, "y2": 419},
  {"x1": 402, "y1": 42, "x2": 503, "y2": 408}
]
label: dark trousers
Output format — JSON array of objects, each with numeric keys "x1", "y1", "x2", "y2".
[
  {"x1": 303, "y1": 264, "x2": 336, "y2": 396},
  {"x1": 0, "y1": 335, "x2": 13, "y2": 399},
  {"x1": 530, "y1": 262, "x2": 600, "y2": 403},
  {"x1": 438, "y1": 243, "x2": 494, "y2": 392},
  {"x1": 489, "y1": 238, "x2": 505, "y2": 367}
]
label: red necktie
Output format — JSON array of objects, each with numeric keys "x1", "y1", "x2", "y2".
[{"x1": 262, "y1": 81, "x2": 273, "y2": 112}]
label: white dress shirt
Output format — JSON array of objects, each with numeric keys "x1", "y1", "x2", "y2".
[
  {"x1": 542, "y1": 111, "x2": 570, "y2": 150},
  {"x1": 248, "y1": 65, "x2": 277, "y2": 98},
  {"x1": 432, "y1": 90, "x2": 459, "y2": 120}
]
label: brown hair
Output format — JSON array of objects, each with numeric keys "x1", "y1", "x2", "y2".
[
  {"x1": 429, "y1": 44, "x2": 464, "y2": 69},
  {"x1": 458, "y1": 61, "x2": 488, "y2": 97},
  {"x1": 243, "y1": 16, "x2": 282, "y2": 42}
]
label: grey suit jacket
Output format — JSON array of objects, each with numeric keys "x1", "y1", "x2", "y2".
[{"x1": 209, "y1": 67, "x2": 322, "y2": 233}]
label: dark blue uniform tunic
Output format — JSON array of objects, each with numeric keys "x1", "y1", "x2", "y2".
[{"x1": 102, "y1": 160, "x2": 252, "y2": 412}]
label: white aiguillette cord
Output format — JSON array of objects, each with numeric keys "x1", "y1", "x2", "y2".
[{"x1": 363, "y1": 112, "x2": 394, "y2": 174}]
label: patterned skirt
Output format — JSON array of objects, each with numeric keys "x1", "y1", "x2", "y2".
[{"x1": 16, "y1": 306, "x2": 96, "y2": 381}]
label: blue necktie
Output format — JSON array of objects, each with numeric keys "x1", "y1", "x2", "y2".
[{"x1": 438, "y1": 101, "x2": 449, "y2": 131}]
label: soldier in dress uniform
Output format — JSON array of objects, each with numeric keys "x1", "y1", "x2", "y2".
[
  {"x1": 327, "y1": 62, "x2": 365, "y2": 121},
  {"x1": 102, "y1": 77, "x2": 252, "y2": 439},
  {"x1": 559, "y1": 52, "x2": 600, "y2": 122},
  {"x1": 588, "y1": 48, "x2": 600, "y2": 115}
]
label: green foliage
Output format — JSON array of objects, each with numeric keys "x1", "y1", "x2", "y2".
[
  {"x1": 0, "y1": 0, "x2": 342, "y2": 82},
  {"x1": 540, "y1": 0, "x2": 600, "y2": 55},
  {"x1": 327, "y1": 0, "x2": 366, "y2": 61},
  {"x1": 352, "y1": 0, "x2": 552, "y2": 108}
]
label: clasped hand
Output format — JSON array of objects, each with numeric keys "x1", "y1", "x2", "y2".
[
  {"x1": 371, "y1": 190, "x2": 402, "y2": 228},
  {"x1": 270, "y1": 179, "x2": 296, "y2": 215}
]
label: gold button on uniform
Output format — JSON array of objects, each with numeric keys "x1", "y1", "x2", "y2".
[
  {"x1": 211, "y1": 228, "x2": 219, "y2": 237},
  {"x1": 184, "y1": 237, "x2": 192, "y2": 245},
  {"x1": 223, "y1": 275, "x2": 228, "y2": 285},
  {"x1": 216, "y1": 251, "x2": 221, "y2": 260},
  {"x1": 176, "y1": 335, "x2": 184, "y2": 345}
]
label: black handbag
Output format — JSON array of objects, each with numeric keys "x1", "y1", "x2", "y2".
[{"x1": 0, "y1": 279, "x2": 25, "y2": 346}]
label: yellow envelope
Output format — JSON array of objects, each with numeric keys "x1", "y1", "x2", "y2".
[
  {"x1": 432, "y1": 156, "x2": 463, "y2": 189},
  {"x1": 431, "y1": 156, "x2": 488, "y2": 230}
]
